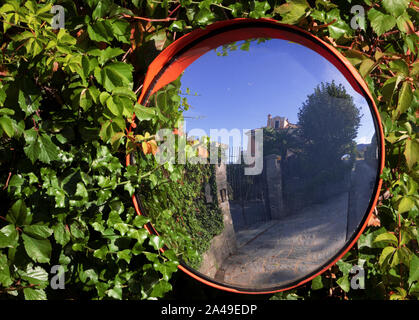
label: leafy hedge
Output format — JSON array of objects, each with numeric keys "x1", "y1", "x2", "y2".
[
  {"x1": 136, "y1": 152, "x2": 224, "y2": 270},
  {"x1": 0, "y1": 0, "x2": 417, "y2": 300}
]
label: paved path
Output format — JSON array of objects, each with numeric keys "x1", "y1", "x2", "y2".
[{"x1": 214, "y1": 192, "x2": 349, "y2": 289}]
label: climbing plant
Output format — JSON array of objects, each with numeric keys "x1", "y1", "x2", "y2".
[{"x1": 0, "y1": 0, "x2": 417, "y2": 300}]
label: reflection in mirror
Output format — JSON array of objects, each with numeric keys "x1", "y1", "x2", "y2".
[{"x1": 135, "y1": 38, "x2": 379, "y2": 290}]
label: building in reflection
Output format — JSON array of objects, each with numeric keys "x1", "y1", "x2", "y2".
[
  {"x1": 246, "y1": 114, "x2": 298, "y2": 159},
  {"x1": 266, "y1": 114, "x2": 297, "y2": 130}
]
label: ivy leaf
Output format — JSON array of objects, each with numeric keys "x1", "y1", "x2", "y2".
[
  {"x1": 70, "y1": 220, "x2": 86, "y2": 238},
  {"x1": 398, "y1": 196, "x2": 415, "y2": 214},
  {"x1": 0, "y1": 224, "x2": 19, "y2": 248},
  {"x1": 133, "y1": 215, "x2": 150, "y2": 228},
  {"x1": 38, "y1": 134, "x2": 60, "y2": 163},
  {"x1": 57, "y1": 29, "x2": 77, "y2": 46},
  {"x1": 100, "y1": 119, "x2": 126, "y2": 143},
  {"x1": 133, "y1": 104, "x2": 157, "y2": 121},
  {"x1": 110, "y1": 19, "x2": 131, "y2": 44},
  {"x1": 382, "y1": 0, "x2": 410, "y2": 17},
  {"x1": 92, "y1": 47, "x2": 125, "y2": 66},
  {"x1": 52, "y1": 223, "x2": 70, "y2": 246},
  {"x1": 325, "y1": 8, "x2": 352, "y2": 39},
  {"x1": 6, "y1": 199, "x2": 29, "y2": 226},
  {"x1": 0, "y1": 3, "x2": 15, "y2": 14},
  {"x1": 93, "y1": 246, "x2": 108, "y2": 260},
  {"x1": 80, "y1": 268, "x2": 98, "y2": 285},
  {"x1": 0, "y1": 254, "x2": 12, "y2": 287},
  {"x1": 24, "y1": 132, "x2": 60, "y2": 164},
  {"x1": 411, "y1": 61, "x2": 419, "y2": 77},
  {"x1": 381, "y1": 75, "x2": 402, "y2": 102},
  {"x1": 368, "y1": 8, "x2": 396, "y2": 36},
  {"x1": 228, "y1": 3, "x2": 243, "y2": 17},
  {"x1": 374, "y1": 232, "x2": 398, "y2": 247},
  {"x1": 154, "y1": 261, "x2": 179, "y2": 281},
  {"x1": 150, "y1": 280, "x2": 172, "y2": 298},
  {"x1": 87, "y1": 20, "x2": 114, "y2": 43},
  {"x1": 194, "y1": 8, "x2": 215, "y2": 25},
  {"x1": 409, "y1": 254, "x2": 419, "y2": 285},
  {"x1": 249, "y1": 1, "x2": 271, "y2": 19},
  {"x1": 0, "y1": 108, "x2": 14, "y2": 116},
  {"x1": 23, "y1": 225, "x2": 53, "y2": 240},
  {"x1": 117, "y1": 249, "x2": 132, "y2": 263},
  {"x1": 18, "y1": 90, "x2": 38, "y2": 116},
  {"x1": 336, "y1": 275, "x2": 350, "y2": 293},
  {"x1": 336, "y1": 259, "x2": 352, "y2": 275},
  {"x1": 100, "y1": 62, "x2": 133, "y2": 91},
  {"x1": 392, "y1": 247, "x2": 411, "y2": 268},
  {"x1": 113, "y1": 87, "x2": 137, "y2": 101},
  {"x1": 404, "y1": 139, "x2": 419, "y2": 171},
  {"x1": 106, "y1": 96, "x2": 124, "y2": 116},
  {"x1": 150, "y1": 29, "x2": 168, "y2": 51},
  {"x1": 110, "y1": 131, "x2": 125, "y2": 149},
  {"x1": 359, "y1": 59, "x2": 375, "y2": 78},
  {"x1": 128, "y1": 228, "x2": 149, "y2": 245},
  {"x1": 22, "y1": 233, "x2": 51, "y2": 264},
  {"x1": 92, "y1": 0, "x2": 111, "y2": 19},
  {"x1": 96, "y1": 282, "x2": 110, "y2": 298},
  {"x1": 19, "y1": 265, "x2": 49, "y2": 288},
  {"x1": 393, "y1": 81, "x2": 413, "y2": 120},
  {"x1": 169, "y1": 20, "x2": 186, "y2": 32},
  {"x1": 24, "y1": 137, "x2": 41, "y2": 164},
  {"x1": 379, "y1": 246, "x2": 396, "y2": 266},
  {"x1": 396, "y1": 12, "x2": 414, "y2": 34},
  {"x1": 390, "y1": 287, "x2": 407, "y2": 300},
  {"x1": 275, "y1": 0, "x2": 308, "y2": 24},
  {"x1": 311, "y1": 275, "x2": 323, "y2": 290},
  {"x1": 149, "y1": 235, "x2": 164, "y2": 250},
  {"x1": 404, "y1": 34, "x2": 419, "y2": 54},
  {"x1": 23, "y1": 288, "x2": 47, "y2": 300},
  {"x1": 107, "y1": 285, "x2": 123, "y2": 299},
  {"x1": 0, "y1": 116, "x2": 14, "y2": 137}
]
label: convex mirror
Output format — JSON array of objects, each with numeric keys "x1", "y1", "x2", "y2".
[{"x1": 127, "y1": 19, "x2": 384, "y2": 293}]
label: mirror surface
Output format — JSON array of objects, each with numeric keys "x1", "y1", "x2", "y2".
[{"x1": 136, "y1": 38, "x2": 380, "y2": 290}]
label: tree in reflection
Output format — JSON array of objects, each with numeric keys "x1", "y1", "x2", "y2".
[{"x1": 295, "y1": 81, "x2": 361, "y2": 187}]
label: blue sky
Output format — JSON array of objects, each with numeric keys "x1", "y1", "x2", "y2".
[{"x1": 180, "y1": 39, "x2": 376, "y2": 149}]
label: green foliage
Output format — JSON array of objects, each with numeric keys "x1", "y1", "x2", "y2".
[
  {"x1": 262, "y1": 126, "x2": 299, "y2": 159},
  {"x1": 0, "y1": 0, "x2": 417, "y2": 301},
  {"x1": 296, "y1": 81, "x2": 360, "y2": 179},
  {"x1": 138, "y1": 159, "x2": 223, "y2": 270}
]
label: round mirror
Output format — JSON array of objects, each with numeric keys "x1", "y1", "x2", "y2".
[{"x1": 127, "y1": 20, "x2": 384, "y2": 293}]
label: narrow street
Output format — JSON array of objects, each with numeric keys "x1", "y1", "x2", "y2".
[{"x1": 214, "y1": 192, "x2": 349, "y2": 289}]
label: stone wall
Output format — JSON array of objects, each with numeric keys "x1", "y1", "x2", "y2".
[
  {"x1": 198, "y1": 163, "x2": 237, "y2": 278},
  {"x1": 264, "y1": 154, "x2": 286, "y2": 219}
]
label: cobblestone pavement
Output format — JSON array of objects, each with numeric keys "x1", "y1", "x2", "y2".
[{"x1": 215, "y1": 192, "x2": 349, "y2": 290}]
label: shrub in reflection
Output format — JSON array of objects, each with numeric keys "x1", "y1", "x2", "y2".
[
  {"x1": 297, "y1": 81, "x2": 361, "y2": 174},
  {"x1": 260, "y1": 82, "x2": 362, "y2": 210},
  {"x1": 133, "y1": 77, "x2": 224, "y2": 269},
  {"x1": 137, "y1": 157, "x2": 223, "y2": 269}
]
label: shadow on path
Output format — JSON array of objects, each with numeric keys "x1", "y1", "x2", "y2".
[{"x1": 215, "y1": 192, "x2": 349, "y2": 289}]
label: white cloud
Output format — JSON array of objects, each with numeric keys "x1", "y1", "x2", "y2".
[{"x1": 356, "y1": 136, "x2": 370, "y2": 144}]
